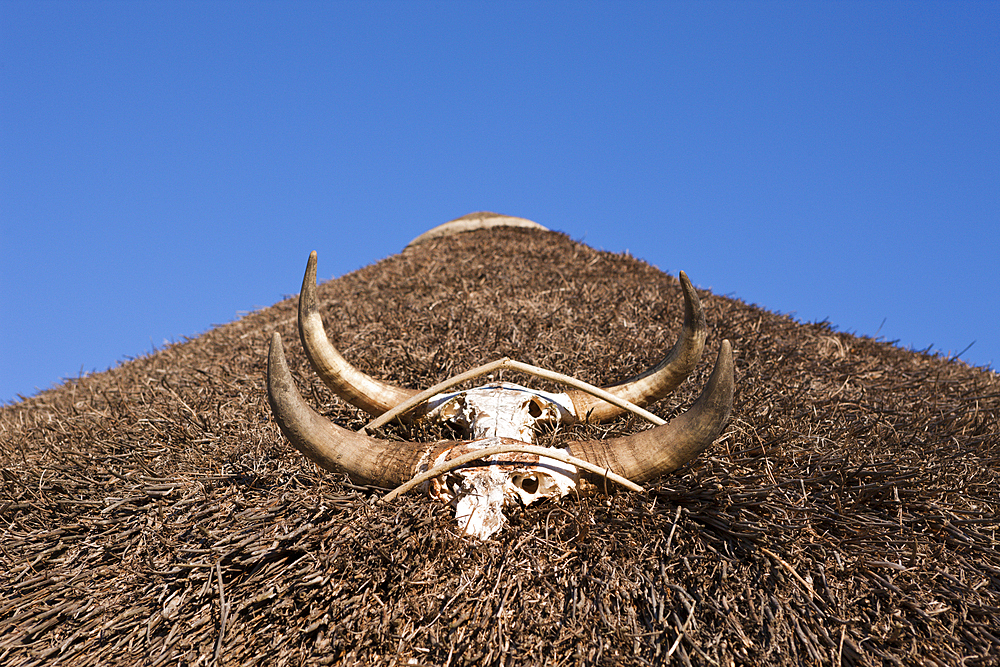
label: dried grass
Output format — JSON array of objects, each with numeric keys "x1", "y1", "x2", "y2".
[{"x1": 2, "y1": 227, "x2": 998, "y2": 666}]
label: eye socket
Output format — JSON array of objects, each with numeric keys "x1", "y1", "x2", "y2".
[
  {"x1": 439, "y1": 396, "x2": 466, "y2": 420},
  {"x1": 517, "y1": 475, "x2": 539, "y2": 494},
  {"x1": 527, "y1": 399, "x2": 543, "y2": 418}
]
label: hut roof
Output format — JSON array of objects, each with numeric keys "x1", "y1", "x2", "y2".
[{"x1": 2, "y1": 219, "x2": 998, "y2": 666}]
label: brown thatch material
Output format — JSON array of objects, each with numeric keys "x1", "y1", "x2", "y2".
[{"x1": 2, "y1": 226, "x2": 998, "y2": 666}]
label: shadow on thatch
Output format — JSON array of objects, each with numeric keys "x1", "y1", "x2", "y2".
[{"x1": 2, "y1": 227, "x2": 998, "y2": 666}]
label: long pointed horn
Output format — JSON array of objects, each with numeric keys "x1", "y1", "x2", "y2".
[
  {"x1": 565, "y1": 271, "x2": 707, "y2": 422},
  {"x1": 298, "y1": 251, "x2": 418, "y2": 416},
  {"x1": 565, "y1": 340, "x2": 734, "y2": 484},
  {"x1": 267, "y1": 333, "x2": 435, "y2": 487}
]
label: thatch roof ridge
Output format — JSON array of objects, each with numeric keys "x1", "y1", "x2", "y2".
[
  {"x1": 405, "y1": 211, "x2": 550, "y2": 248},
  {"x1": 1, "y1": 223, "x2": 998, "y2": 666}
]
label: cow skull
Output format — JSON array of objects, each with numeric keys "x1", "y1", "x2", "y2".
[
  {"x1": 266, "y1": 252, "x2": 734, "y2": 539},
  {"x1": 419, "y1": 384, "x2": 579, "y2": 538}
]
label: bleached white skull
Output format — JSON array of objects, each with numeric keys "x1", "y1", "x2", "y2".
[
  {"x1": 419, "y1": 384, "x2": 579, "y2": 538},
  {"x1": 426, "y1": 382, "x2": 572, "y2": 441},
  {"x1": 266, "y1": 251, "x2": 735, "y2": 539}
]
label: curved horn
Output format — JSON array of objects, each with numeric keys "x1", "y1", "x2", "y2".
[
  {"x1": 298, "y1": 251, "x2": 418, "y2": 416},
  {"x1": 565, "y1": 271, "x2": 707, "y2": 422},
  {"x1": 267, "y1": 332, "x2": 436, "y2": 487},
  {"x1": 565, "y1": 339, "x2": 734, "y2": 484}
]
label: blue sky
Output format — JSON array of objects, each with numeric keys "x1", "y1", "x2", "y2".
[{"x1": 2, "y1": 1, "x2": 998, "y2": 404}]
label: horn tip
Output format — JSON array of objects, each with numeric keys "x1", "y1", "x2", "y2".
[
  {"x1": 305, "y1": 251, "x2": 318, "y2": 280},
  {"x1": 268, "y1": 331, "x2": 283, "y2": 356},
  {"x1": 267, "y1": 332, "x2": 288, "y2": 380},
  {"x1": 301, "y1": 252, "x2": 320, "y2": 314},
  {"x1": 720, "y1": 339, "x2": 734, "y2": 373},
  {"x1": 709, "y1": 339, "x2": 735, "y2": 408}
]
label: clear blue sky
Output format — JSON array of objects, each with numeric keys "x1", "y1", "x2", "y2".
[{"x1": 2, "y1": 1, "x2": 998, "y2": 404}]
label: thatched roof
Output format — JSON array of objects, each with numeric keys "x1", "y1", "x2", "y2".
[{"x1": 2, "y1": 220, "x2": 998, "y2": 666}]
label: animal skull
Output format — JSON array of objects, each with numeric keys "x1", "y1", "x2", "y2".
[
  {"x1": 423, "y1": 436, "x2": 579, "y2": 539},
  {"x1": 424, "y1": 382, "x2": 573, "y2": 441},
  {"x1": 420, "y1": 384, "x2": 577, "y2": 538},
  {"x1": 266, "y1": 251, "x2": 734, "y2": 539}
]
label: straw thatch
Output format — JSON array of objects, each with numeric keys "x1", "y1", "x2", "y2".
[{"x1": 2, "y1": 220, "x2": 998, "y2": 666}]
